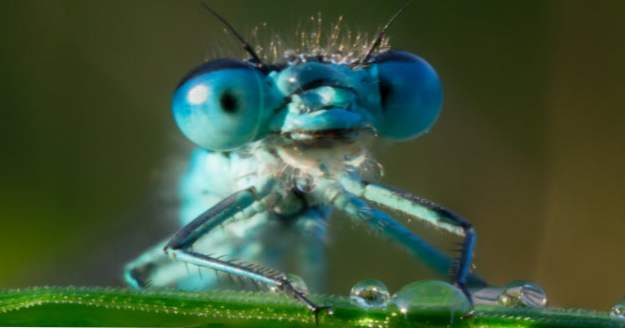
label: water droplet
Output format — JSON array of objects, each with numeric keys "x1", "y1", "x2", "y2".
[
  {"x1": 390, "y1": 280, "x2": 471, "y2": 317},
  {"x1": 498, "y1": 281, "x2": 547, "y2": 308},
  {"x1": 286, "y1": 274, "x2": 309, "y2": 295},
  {"x1": 471, "y1": 286, "x2": 505, "y2": 305},
  {"x1": 350, "y1": 279, "x2": 391, "y2": 309},
  {"x1": 610, "y1": 300, "x2": 625, "y2": 319}
]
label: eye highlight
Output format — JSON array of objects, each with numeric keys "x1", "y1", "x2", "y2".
[
  {"x1": 187, "y1": 85, "x2": 209, "y2": 105},
  {"x1": 369, "y1": 50, "x2": 443, "y2": 141},
  {"x1": 172, "y1": 59, "x2": 276, "y2": 151}
]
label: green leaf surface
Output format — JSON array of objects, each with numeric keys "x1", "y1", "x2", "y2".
[{"x1": 0, "y1": 287, "x2": 622, "y2": 327}]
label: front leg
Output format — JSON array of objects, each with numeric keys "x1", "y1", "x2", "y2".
[
  {"x1": 162, "y1": 187, "x2": 328, "y2": 317},
  {"x1": 336, "y1": 178, "x2": 487, "y2": 296}
]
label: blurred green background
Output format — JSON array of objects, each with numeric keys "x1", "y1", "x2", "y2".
[{"x1": 1, "y1": 0, "x2": 624, "y2": 312}]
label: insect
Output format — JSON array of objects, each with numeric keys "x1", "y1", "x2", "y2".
[{"x1": 124, "y1": 3, "x2": 487, "y2": 316}]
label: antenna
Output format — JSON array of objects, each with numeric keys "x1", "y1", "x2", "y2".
[
  {"x1": 357, "y1": 1, "x2": 414, "y2": 66},
  {"x1": 200, "y1": 1, "x2": 264, "y2": 66}
]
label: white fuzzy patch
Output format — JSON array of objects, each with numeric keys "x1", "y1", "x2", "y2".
[{"x1": 187, "y1": 84, "x2": 209, "y2": 105}]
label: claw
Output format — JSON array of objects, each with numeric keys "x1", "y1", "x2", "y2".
[
  {"x1": 453, "y1": 282, "x2": 476, "y2": 320},
  {"x1": 312, "y1": 305, "x2": 333, "y2": 326},
  {"x1": 277, "y1": 277, "x2": 332, "y2": 325}
]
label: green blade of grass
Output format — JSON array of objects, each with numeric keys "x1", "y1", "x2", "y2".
[{"x1": 0, "y1": 287, "x2": 622, "y2": 327}]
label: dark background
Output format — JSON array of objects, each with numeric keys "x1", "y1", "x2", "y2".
[{"x1": 2, "y1": 0, "x2": 624, "y2": 311}]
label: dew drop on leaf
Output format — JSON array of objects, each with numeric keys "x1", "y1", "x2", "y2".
[
  {"x1": 349, "y1": 279, "x2": 391, "y2": 309},
  {"x1": 390, "y1": 280, "x2": 471, "y2": 317},
  {"x1": 498, "y1": 281, "x2": 548, "y2": 308},
  {"x1": 610, "y1": 299, "x2": 625, "y2": 320}
]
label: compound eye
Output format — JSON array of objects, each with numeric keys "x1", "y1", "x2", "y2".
[
  {"x1": 370, "y1": 50, "x2": 443, "y2": 140},
  {"x1": 172, "y1": 59, "x2": 270, "y2": 151}
]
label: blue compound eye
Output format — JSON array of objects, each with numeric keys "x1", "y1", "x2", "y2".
[
  {"x1": 369, "y1": 50, "x2": 443, "y2": 140},
  {"x1": 172, "y1": 59, "x2": 272, "y2": 151}
]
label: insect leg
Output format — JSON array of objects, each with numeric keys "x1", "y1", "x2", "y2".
[
  {"x1": 163, "y1": 188, "x2": 328, "y2": 316},
  {"x1": 125, "y1": 238, "x2": 181, "y2": 289},
  {"x1": 293, "y1": 207, "x2": 331, "y2": 292},
  {"x1": 341, "y1": 178, "x2": 487, "y2": 296},
  {"x1": 124, "y1": 189, "x2": 259, "y2": 289}
]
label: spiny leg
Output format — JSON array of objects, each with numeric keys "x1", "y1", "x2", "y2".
[
  {"x1": 341, "y1": 178, "x2": 486, "y2": 296},
  {"x1": 325, "y1": 191, "x2": 453, "y2": 276},
  {"x1": 125, "y1": 233, "x2": 248, "y2": 290},
  {"x1": 327, "y1": 183, "x2": 484, "y2": 302},
  {"x1": 162, "y1": 187, "x2": 329, "y2": 318}
]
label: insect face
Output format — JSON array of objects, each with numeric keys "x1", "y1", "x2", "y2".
[{"x1": 173, "y1": 51, "x2": 443, "y2": 151}]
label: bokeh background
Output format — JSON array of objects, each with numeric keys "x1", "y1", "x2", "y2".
[{"x1": 2, "y1": 0, "x2": 624, "y2": 311}]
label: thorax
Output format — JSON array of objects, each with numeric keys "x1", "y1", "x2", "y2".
[{"x1": 179, "y1": 140, "x2": 379, "y2": 222}]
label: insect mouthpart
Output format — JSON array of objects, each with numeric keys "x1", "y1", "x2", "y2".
[
  {"x1": 283, "y1": 127, "x2": 365, "y2": 142},
  {"x1": 277, "y1": 83, "x2": 368, "y2": 143}
]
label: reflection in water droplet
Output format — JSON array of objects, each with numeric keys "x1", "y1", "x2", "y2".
[
  {"x1": 610, "y1": 300, "x2": 625, "y2": 319},
  {"x1": 350, "y1": 279, "x2": 391, "y2": 309},
  {"x1": 390, "y1": 280, "x2": 471, "y2": 317},
  {"x1": 471, "y1": 286, "x2": 504, "y2": 305},
  {"x1": 498, "y1": 281, "x2": 548, "y2": 308},
  {"x1": 286, "y1": 274, "x2": 309, "y2": 295}
]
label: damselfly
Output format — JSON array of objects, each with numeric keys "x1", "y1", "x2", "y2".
[{"x1": 125, "y1": 3, "x2": 486, "y2": 316}]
